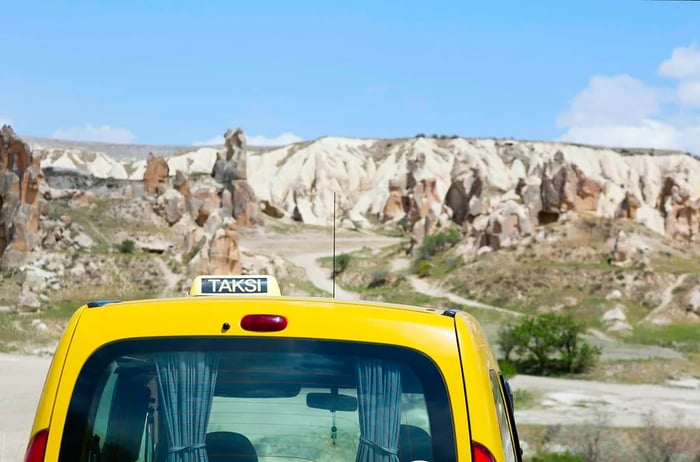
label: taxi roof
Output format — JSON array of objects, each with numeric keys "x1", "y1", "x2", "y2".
[{"x1": 84, "y1": 294, "x2": 451, "y2": 317}]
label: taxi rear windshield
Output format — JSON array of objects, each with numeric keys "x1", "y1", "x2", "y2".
[{"x1": 59, "y1": 337, "x2": 456, "y2": 462}]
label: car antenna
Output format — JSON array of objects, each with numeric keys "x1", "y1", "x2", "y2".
[{"x1": 332, "y1": 191, "x2": 336, "y2": 299}]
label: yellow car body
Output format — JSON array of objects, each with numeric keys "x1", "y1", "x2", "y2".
[{"x1": 26, "y1": 276, "x2": 522, "y2": 462}]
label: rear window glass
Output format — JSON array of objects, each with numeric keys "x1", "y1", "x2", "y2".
[{"x1": 59, "y1": 337, "x2": 456, "y2": 462}]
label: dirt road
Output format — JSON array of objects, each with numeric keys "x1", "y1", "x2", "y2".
[
  {"x1": 510, "y1": 374, "x2": 700, "y2": 429},
  {"x1": 0, "y1": 353, "x2": 51, "y2": 462}
]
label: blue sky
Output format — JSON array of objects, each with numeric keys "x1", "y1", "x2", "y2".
[{"x1": 1, "y1": 1, "x2": 699, "y2": 151}]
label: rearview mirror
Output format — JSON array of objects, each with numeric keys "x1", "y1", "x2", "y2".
[{"x1": 306, "y1": 392, "x2": 358, "y2": 412}]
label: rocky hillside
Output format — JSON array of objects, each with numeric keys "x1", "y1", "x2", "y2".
[
  {"x1": 37, "y1": 130, "x2": 700, "y2": 240},
  {"x1": 2, "y1": 125, "x2": 700, "y2": 323}
]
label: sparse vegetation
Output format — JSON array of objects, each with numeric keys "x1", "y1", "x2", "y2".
[{"x1": 410, "y1": 229, "x2": 462, "y2": 277}]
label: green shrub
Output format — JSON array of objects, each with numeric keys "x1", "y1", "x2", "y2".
[
  {"x1": 334, "y1": 253, "x2": 352, "y2": 276},
  {"x1": 497, "y1": 313, "x2": 601, "y2": 376},
  {"x1": 416, "y1": 260, "x2": 432, "y2": 278},
  {"x1": 419, "y1": 229, "x2": 460, "y2": 259},
  {"x1": 397, "y1": 215, "x2": 409, "y2": 232},
  {"x1": 498, "y1": 359, "x2": 518, "y2": 380},
  {"x1": 117, "y1": 239, "x2": 136, "y2": 254},
  {"x1": 367, "y1": 269, "x2": 390, "y2": 288},
  {"x1": 532, "y1": 452, "x2": 584, "y2": 462}
]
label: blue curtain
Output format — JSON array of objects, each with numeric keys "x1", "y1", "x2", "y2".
[
  {"x1": 355, "y1": 359, "x2": 402, "y2": 462},
  {"x1": 155, "y1": 352, "x2": 220, "y2": 462}
]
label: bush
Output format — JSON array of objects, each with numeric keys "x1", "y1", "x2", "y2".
[
  {"x1": 117, "y1": 239, "x2": 136, "y2": 254},
  {"x1": 497, "y1": 313, "x2": 601, "y2": 376},
  {"x1": 333, "y1": 253, "x2": 352, "y2": 276},
  {"x1": 367, "y1": 269, "x2": 390, "y2": 288},
  {"x1": 419, "y1": 229, "x2": 461, "y2": 259},
  {"x1": 532, "y1": 452, "x2": 584, "y2": 462},
  {"x1": 397, "y1": 215, "x2": 409, "y2": 232},
  {"x1": 498, "y1": 359, "x2": 518, "y2": 380},
  {"x1": 415, "y1": 133, "x2": 426, "y2": 138}
]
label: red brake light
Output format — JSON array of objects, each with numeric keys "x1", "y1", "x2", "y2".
[
  {"x1": 240, "y1": 314, "x2": 288, "y2": 332},
  {"x1": 472, "y1": 441, "x2": 496, "y2": 462},
  {"x1": 25, "y1": 429, "x2": 48, "y2": 462}
]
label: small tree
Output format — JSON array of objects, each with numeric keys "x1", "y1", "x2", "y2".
[
  {"x1": 118, "y1": 239, "x2": 136, "y2": 254},
  {"x1": 497, "y1": 313, "x2": 601, "y2": 375}
]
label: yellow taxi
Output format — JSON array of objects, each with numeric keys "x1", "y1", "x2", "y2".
[{"x1": 25, "y1": 275, "x2": 522, "y2": 462}]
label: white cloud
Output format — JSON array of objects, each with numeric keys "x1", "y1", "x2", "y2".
[
  {"x1": 193, "y1": 132, "x2": 303, "y2": 147},
  {"x1": 192, "y1": 135, "x2": 225, "y2": 146},
  {"x1": 556, "y1": 75, "x2": 661, "y2": 127},
  {"x1": 658, "y1": 42, "x2": 700, "y2": 80},
  {"x1": 248, "y1": 132, "x2": 303, "y2": 146},
  {"x1": 52, "y1": 124, "x2": 135, "y2": 144},
  {"x1": 677, "y1": 80, "x2": 700, "y2": 107},
  {"x1": 558, "y1": 43, "x2": 700, "y2": 155},
  {"x1": 0, "y1": 117, "x2": 13, "y2": 127},
  {"x1": 560, "y1": 119, "x2": 681, "y2": 149}
]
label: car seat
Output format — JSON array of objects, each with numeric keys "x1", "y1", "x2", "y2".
[
  {"x1": 398, "y1": 424, "x2": 432, "y2": 462},
  {"x1": 205, "y1": 431, "x2": 258, "y2": 462}
]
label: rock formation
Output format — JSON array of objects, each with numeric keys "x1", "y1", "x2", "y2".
[
  {"x1": 184, "y1": 212, "x2": 242, "y2": 276},
  {"x1": 445, "y1": 166, "x2": 487, "y2": 226},
  {"x1": 211, "y1": 128, "x2": 261, "y2": 226},
  {"x1": 480, "y1": 200, "x2": 533, "y2": 250},
  {"x1": 618, "y1": 192, "x2": 642, "y2": 219},
  {"x1": 143, "y1": 153, "x2": 169, "y2": 195},
  {"x1": 656, "y1": 177, "x2": 698, "y2": 242},
  {"x1": 173, "y1": 170, "x2": 190, "y2": 202},
  {"x1": 381, "y1": 179, "x2": 405, "y2": 222},
  {"x1": 0, "y1": 125, "x2": 44, "y2": 268}
]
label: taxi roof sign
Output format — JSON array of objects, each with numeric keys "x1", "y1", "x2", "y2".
[{"x1": 189, "y1": 275, "x2": 281, "y2": 297}]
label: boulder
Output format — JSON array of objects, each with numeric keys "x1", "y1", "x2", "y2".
[
  {"x1": 602, "y1": 304, "x2": 627, "y2": 322},
  {"x1": 606, "y1": 289, "x2": 623, "y2": 301},
  {"x1": 69, "y1": 191, "x2": 94, "y2": 208},
  {"x1": 16, "y1": 285, "x2": 41, "y2": 312},
  {"x1": 260, "y1": 200, "x2": 286, "y2": 219},
  {"x1": 687, "y1": 286, "x2": 700, "y2": 316},
  {"x1": 610, "y1": 230, "x2": 632, "y2": 265},
  {"x1": 189, "y1": 186, "x2": 221, "y2": 227},
  {"x1": 155, "y1": 189, "x2": 186, "y2": 226},
  {"x1": 143, "y1": 153, "x2": 169, "y2": 195}
]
